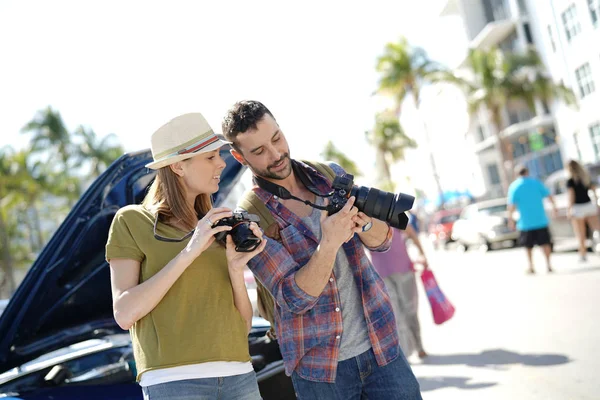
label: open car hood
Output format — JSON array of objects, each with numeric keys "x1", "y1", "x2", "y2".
[{"x1": 0, "y1": 148, "x2": 246, "y2": 373}]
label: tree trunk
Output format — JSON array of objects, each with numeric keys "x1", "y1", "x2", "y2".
[
  {"x1": 0, "y1": 210, "x2": 16, "y2": 297},
  {"x1": 31, "y1": 204, "x2": 44, "y2": 251},
  {"x1": 491, "y1": 107, "x2": 512, "y2": 196},
  {"x1": 376, "y1": 147, "x2": 394, "y2": 187},
  {"x1": 412, "y1": 91, "x2": 445, "y2": 209},
  {"x1": 23, "y1": 209, "x2": 37, "y2": 253}
]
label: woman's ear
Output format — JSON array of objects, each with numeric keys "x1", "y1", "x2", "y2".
[{"x1": 169, "y1": 162, "x2": 185, "y2": 177}]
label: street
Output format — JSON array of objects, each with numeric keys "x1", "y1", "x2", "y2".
[{"x1": 409, "y1": 242, "x2": 600, "y2": 400}]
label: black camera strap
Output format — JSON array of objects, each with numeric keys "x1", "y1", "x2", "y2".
[{"x1": 253, "y1": 160, "x2": 331, "y2": 211}]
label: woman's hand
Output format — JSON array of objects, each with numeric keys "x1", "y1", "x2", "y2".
[
  {"x1": 181, "y1": 207, "x2": 233, "y2": 261},
  {"x1": 226, "y1": 222, "x2": 268, "y2": 273}
]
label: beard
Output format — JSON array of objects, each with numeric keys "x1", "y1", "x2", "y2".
[{"x1": 251, "y1": 153, "x2": 292, "y2": 180}]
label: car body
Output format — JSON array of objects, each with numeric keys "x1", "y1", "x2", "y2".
[
  {"x1": 0, "y1": 149, "x2": 295, "y2": 399},
  {"x1": 427, "y1": 209, "x2": 463, "y2": 249},
  {"x1": 451, "y1": 198, "x2": 519, "y2": 251}
]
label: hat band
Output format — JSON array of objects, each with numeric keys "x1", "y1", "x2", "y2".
[{"x1": 154, "y1": 133, "x2": 220, "y2": 163}]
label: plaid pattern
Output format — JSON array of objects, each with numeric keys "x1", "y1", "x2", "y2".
[{"x1": 242, "y1": 161, "x2": 400, "y2": 383}]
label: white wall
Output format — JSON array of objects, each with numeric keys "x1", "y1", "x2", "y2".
[{"x1": 525, "y1": 0, "x2": 600, "y2": 164}]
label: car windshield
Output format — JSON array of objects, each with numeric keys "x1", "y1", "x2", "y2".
[
  {"x1": 479, "y1": 204, "x2": 507, "y2": 215},
  {"x1": 439, "y1": 214, "x2": 460, "y2": 224}
]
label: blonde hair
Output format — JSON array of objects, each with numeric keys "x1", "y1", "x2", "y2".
[
  {"x1": 142, "y1": 166, "x2": 212, "y2": 231},
  {"x1": 567, "y1": 160, "x2": 591, "y2": 188}
]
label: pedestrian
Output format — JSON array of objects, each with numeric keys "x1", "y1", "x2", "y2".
[
  {"x1": 105, "y1": 113, "x2": 267, "y2": 400},
  {"x1": 369, "y1": 225, "x2": 429, "y2": 360},
  {"x1": 221, "y1": 100, "x2": 422, "y2": 400},
  {"x1": 507, "y1": 165, "x2": 558, "y2": 274},
  {"x1": 565, "y1": 159, "x2": 600, "y2": 262}
]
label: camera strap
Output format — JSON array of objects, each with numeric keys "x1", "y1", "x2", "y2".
[{"x1": 253, "y1": 160, "x2": 331, "y2": 211}]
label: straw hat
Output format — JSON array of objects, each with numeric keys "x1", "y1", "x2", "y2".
[{"x1": 145, "y1": 113, "x2": 229, "y2": 170}]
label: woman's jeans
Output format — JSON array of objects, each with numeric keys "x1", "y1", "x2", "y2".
[
  {"x1": 141, "y1": 371, "x2": 261, "y2": 400},
  {"x1": 291, "y1": 348, "x2": 422, "y2": 399}
]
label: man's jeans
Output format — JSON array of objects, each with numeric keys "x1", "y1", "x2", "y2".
[
  {"x1": 141, "y1": 371, "x2": 261, "y2": 400},
  {"x1": 291, "y1": 348, "x2": 422, "y2": 400}
]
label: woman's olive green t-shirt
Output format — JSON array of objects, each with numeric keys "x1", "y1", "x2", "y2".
[{"x1": 105, "y1": 205, "x2": 250, "y2": 381}]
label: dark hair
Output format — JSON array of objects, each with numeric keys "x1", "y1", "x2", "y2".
[
  {"x1": 517, "y1": 165, "x2": 528, "y2": 176},
  {"x1": 221, "y1": 101, "x2": 275, "y2": 150}
]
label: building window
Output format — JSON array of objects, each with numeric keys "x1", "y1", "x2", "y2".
[
  {"x1": 523, "y1": 23, "x2": 534, "y2": 44},
  {"x1": 487, "y1": 163, "x2": 501, "y2": 185},
  {"x1": 476, "y1": 125, "x2": 486, "y2": 142},
  {"x1": 590, "y1": 0, "x2": 599, "y2": 28},
  {"x1": 562, "y1": 4, "x2": 582, "y2": 41},
  {"x1": 541, "y1": 151, "x2": 564, "y2": 177},
  {"x1": 575, "y1": 63, "x2": 596, "y2": 98},
  {"x1": 547, "y1": 25, "x2": 556, "y2": 52},
  {"x1": 591, "y1": 123, "x2": 600, "y2": 160}
]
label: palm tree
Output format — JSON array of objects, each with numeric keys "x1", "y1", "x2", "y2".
[
  {"x1": 21, "y1": 106, "x2": 72, "y2": 167},
  {"x1": 0, "y1": 147, "x2": 19, "y2": 296},
  {"x1": 376, "y1": 37, "x2": 449, "y2": 204},
  {"x1": 321, "y1": 141, "x2": 361, "y2": 177},
  {"x1": 464, "y1": 47, "x2": 576, "y2": 194},
  {"x1": 74, "y1": 126, "x2": 124, "y2": 178},
  {"x1": 365, "y1": 112, "x2": 416, "y2": 190}
]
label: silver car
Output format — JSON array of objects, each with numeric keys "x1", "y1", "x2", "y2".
[{"x1": 451, "y1": 198, "x2": 519, "y2": 251}]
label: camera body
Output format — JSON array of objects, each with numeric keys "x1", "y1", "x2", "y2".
[
  {"x1": 329, "y1": 174, "x2": 415, "y2": 230},
  {"x1": 213, "y1": 211, "x2": 262, "y2": 252}
]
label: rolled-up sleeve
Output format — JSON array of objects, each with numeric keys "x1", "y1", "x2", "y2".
[
  {"x1": 248, "y1": 237, "x2": 319, "y2": 315},
  {"x1": 364, "y1": 224, "x2": 393, "y2": 252}
]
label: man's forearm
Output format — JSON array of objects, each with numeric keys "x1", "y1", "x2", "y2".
[
  {"x1": 294, "y1": 240, "x2": 339, "y2": 297},
  {"x1": 358, "y1": 219, "x2": 389, "y2": 248}
]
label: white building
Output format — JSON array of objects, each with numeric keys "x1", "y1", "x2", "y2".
[{"x1": 440, "y1": 0, "x2": 600, "y2": 198}]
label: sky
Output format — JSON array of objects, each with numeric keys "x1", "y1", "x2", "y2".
[{"x1": 0, "y1": 0, "x2": 472, "y2": 197}]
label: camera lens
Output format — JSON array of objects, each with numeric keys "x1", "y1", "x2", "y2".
[
  {"x1": 231, "y1": 223, "x2": 262, "y2": 252},
  {"x1": 351, "y1": 186, "x2": 414, "y2": 230}
]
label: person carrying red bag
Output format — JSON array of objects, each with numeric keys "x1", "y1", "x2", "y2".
[{"x1": 369, "y1": 224, "x2": 429, "y2": 360}]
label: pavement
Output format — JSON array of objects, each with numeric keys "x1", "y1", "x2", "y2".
[{"x1": 408, "y1": 241, "x2": 600, "y2": 400}]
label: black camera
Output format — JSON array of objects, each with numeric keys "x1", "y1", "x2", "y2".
[
  {"x1": 213, "y1": 211, "x2": 262, "y2": 252},
  {"x1": 328, "y1": 174, "x2": 415, "y2": 230}
]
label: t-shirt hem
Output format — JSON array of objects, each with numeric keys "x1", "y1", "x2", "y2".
[{"x1": 136, "y1": 356, "x2": 252, "y2": 382}]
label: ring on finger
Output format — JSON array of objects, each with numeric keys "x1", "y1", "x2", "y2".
[
  {"x1": 205, "y1": 219, "x2": 213, "y2": 226},
  {"x1": 362, "y1": 221, "x2": 373, "y2": 232}
]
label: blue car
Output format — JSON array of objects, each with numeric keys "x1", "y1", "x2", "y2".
[{"x1": 0, "y1": 148, "x2": 295, "y2": 399}]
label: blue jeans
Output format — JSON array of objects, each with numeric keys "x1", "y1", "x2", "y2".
[
  {"x1": 141, "y1": 371, "x2": 262, "y2": 400},
  {"x1": 291, "y1": 348, "x2": 422, "y2": 400}
]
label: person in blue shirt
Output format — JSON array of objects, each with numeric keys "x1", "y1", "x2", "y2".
[{"x1": 507, "y1": 165, "x2": 558, "y2": 274}]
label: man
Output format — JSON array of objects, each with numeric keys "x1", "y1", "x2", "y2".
[
  {"x1": 507, "y1": 165, "x2": 558, "y2": 274},
  {"x1": 222, "y1": 100, "x2": 422, "y2": 399}
]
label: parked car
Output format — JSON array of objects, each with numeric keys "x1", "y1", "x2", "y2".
[
  {"x1": 451, "y1": 198, "x2": 519, "y2": 251},
  {"x1": 427, "y1": 209, "x2": 463, "y2": 250},
  {"x1": 0, "y1": 149, "x2": 296, "y2": 400}
]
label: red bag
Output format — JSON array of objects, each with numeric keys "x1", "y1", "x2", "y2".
[{"x1": 421, "y1": 269, "x2": 455, "y2": 325}]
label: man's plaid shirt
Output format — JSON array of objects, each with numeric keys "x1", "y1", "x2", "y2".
[{"x1": 242, "y1": 161, "x2": 400, "y2": 383}]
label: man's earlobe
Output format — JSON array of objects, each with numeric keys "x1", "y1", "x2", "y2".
[{"x1": 230, "y1": 148, "x2": 246, "y2": 165}]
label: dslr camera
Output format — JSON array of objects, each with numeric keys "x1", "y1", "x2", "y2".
[
  {"x1": 328, "y1": 174, "x2": 414, "y2": 230},
  {"x1": 213, "y1": 211, "x2": 262, "y2": 252}
]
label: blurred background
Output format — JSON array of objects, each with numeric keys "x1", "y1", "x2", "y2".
[{"x1": 1, "y1": 0, "x2": 599, "y2": 399}]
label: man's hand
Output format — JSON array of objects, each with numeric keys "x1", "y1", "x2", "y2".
[
  {"x1": 508, "y1": 219, "x2": 516, "y2": 231},
  {"x1": 321, "y1": 196, "x2": 361, "y2": 249}
]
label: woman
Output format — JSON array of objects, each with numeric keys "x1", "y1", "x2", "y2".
[
  {"x1": 566, "y1": 159, "x2": 600, "y2": 262},
  {"x1": 105, "y1": 113, "x2": 267, "y2": 400},
  {"x1": 369, "y1": 224, "x2": 429, "y2": 360}
]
